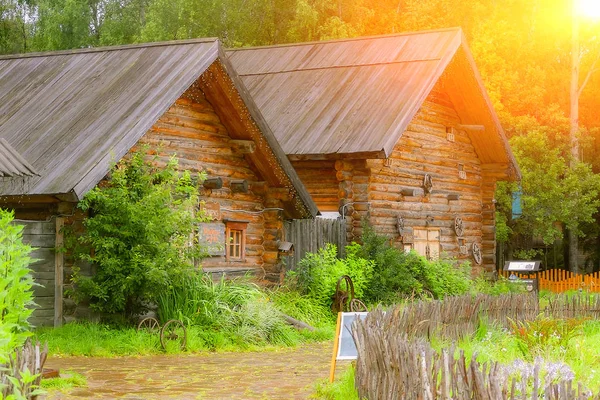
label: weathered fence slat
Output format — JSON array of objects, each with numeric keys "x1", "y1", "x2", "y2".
[
  {"x1": 352, "y1": 293, "x2": 600, "y2": 400},
  {"x1": 284, "y1": 218, "x2": 346, "y2": 269}
]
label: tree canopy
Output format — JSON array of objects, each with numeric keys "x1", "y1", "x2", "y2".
[{"x1": 1, "y1": 0, "x2": 600, "y2": 269}]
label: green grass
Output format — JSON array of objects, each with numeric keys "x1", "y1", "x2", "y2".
[
  {"x1": 429, "y1": 318, "x2": 600, "y2": 390},
  {"x1": 312, "y1": 364, "x2": 360, "y2": 400},
  {"x1": 34, "y1": 320, "x2": 334, "y2": 357},
  {"x1": 41, "y1": 370, "x2": 87, "y2": 391}
]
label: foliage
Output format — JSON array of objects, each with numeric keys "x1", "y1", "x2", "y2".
[
  {"x1": 157, "y1": 272, "x2": 334, "y2": 348},
  {"x1": 499, "y1": 131, "x2": 600, "y2": 246},
  {"x1": 269, "y1": 287, "x2": 335, "y2": 328},
  {"x1": 508, "y1": 316, "x2": 587, "y2": 357},
  {"x1": 69, "y1": 151, "x2": 208, "y2": 317},
  {"x1": 473, "y1": 276, "x2": 526, "y2": 296},
  {"x1": 289, "y1": 243, "x2": 373, "y2": 308},
  {"x1": 358, "y1": 225, "x2": 472, "y2": 303},
  {"x1": 0, "y1": 209, "x2": 36, "y2": 362},
  {"x1": 312, "y1": 364, "x2": 359, "y2": 400},
  {"x1": 40, "y1": 371, "x2": 87, "y2": 391}
]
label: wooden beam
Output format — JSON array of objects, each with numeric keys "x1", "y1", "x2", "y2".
[
  {"x1": 54, "y1": 217, "x2": 64, "y2": 328},
  {"x1": 203, "y1": 177, "x2": 223, "y2": 189},
  {"x1": 230, "y1": 179, "x2": 249, "y2": 193},
  {"x1": 456, "y1": 124, "x2": 485, "y2": 131},
  {"x1": 229, "y1": 140, "x2": 256, "y2": 154},
  {"x1": 287, "y1": 150, "x2": 386, "y2": 162},
  {"x1": 55, "y1": 191, "x2": 79, "y2": 202}
]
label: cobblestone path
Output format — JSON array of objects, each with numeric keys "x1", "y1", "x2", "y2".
[{"x1": 44, "y1": 341, "x2": 349, "y2": 399}]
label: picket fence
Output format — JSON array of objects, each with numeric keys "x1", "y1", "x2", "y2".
[{"x1": 499, "y1": 269, "x2": 600, "y2": 293}]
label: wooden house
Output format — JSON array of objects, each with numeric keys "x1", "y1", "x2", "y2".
[
  {"x1": 227, "y1": 28, "x2": 520, "y2": 274},
  {"x1": 0, "y1": 39, "x2": 317, "y2": 326}
]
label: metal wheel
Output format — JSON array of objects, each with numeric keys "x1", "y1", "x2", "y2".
[
  {"x1": 137, "y1": 317, "x2": 160, "y2": 333},
  {"x1": 350, "y1": 298, "x2": 368, "y2": 312},
  {"x1": 160, "y1": 319, "x2": 187, "y2": 351},
  {"x1": 333, "y1": 275, "x2": 356, "y2": 313}
]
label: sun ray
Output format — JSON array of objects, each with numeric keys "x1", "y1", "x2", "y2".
[{"x1": 577, "y1": 0, "x2": 600, "y2": 19}]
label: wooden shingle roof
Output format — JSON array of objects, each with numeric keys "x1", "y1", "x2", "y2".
[
  {"x1": 0, "y1": 138, "x2": 38, "y2": 177},
  {"x1": 0, "y1": 40, "x2": 318, "y2": 216},
  {"x1": 227, "y1": 28, "x2": 519, "y2": 178}
]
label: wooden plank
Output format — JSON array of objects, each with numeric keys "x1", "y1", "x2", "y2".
[{"x1": 54, "y1": 217, "x2": 64, "y2": 327}]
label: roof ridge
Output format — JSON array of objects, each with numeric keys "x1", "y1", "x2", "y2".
[
  {"x1": 0, "y1": 38, "x2": 220, "y2": 61},
  {"x1": 227, "y1": 27, "x2": 462, "y2": 52}
]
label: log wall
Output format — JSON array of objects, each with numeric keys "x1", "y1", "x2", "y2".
[
  {"x1": 290, "y1": 87, "x2": 502, "y2": 275},
  {"x1": 136, "y1": 83, "x2": 287, "y2": 280},
  {"x1": 368, "y1": 88, "x2": 487, "y2": 273}
]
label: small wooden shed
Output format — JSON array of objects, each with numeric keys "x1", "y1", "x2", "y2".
[
  {"x1": 228, "y1": 28, "x2": 521, "y2": 274},
  {"x1": 0, "y1": 39, "x2": 317, "y2": 326}
]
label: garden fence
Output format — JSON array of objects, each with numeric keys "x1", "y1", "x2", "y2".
[
  {"x1": 499, "y1": 269, "x2": 600, "y2": 293},
  {"x1": 0, "y1": 338, "x2": 48, "y2": 398},
  {"x1": 352, "y1": 319, "x2": 598, "y2": 400},
  {"x1": 351, "y1": 293, "x2": 600, "y2": 399}
]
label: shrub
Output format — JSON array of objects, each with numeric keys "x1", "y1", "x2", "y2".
[
  {"x1": 69, "y1": 151, "x2": 208, "y2": 317},
  {"x1": 358, "y1": 224, "x2": 472, "y2": 302},
  {"x1": 290, "y1": 243, "x2": 373, "y2": 308},
  {"x1": 0, "y1": 209, "x2": 36, "y2": 360}
]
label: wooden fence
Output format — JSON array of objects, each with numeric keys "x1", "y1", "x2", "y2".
[
  {"x1": 0, "y1": 338, "x2": 48, "y2": 398},
  {"x1": 378, "y1": 293, "x2": 539, "y2": 341},
  {"x1": 352, "y1": 293, "x2": 600, "y2": 399},
  {"x1": 499, "y1": 269, "x2": 600, "y2": 293},
  {"x1": 352, "y1": 321, "x2": 597, "y2": 400},
  {"x1": 283, "y1": 217, "x2": 346, "y2": 269}
]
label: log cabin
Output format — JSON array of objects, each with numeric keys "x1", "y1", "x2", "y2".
[
  {"x1": 0, "y1": 39, "x2": 317, "y2": 326},
  {"x1": 227, "y1": 28, "x2": 521, "y2": 275}
]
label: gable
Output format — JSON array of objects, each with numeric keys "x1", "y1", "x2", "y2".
[
  {"x1": 227, "y1": 29, "x2": 520, "y2": 179},
  {"x1": 0, "y1": 40, "x2": 219, "y2": 198}
]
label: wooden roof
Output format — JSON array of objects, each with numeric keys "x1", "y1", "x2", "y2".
[
  {"x1": 0, "y1": 40, "x2": 317, "y2": 217},
  {"x1": 0, "y1": 138, "x2": 38, "y2": 177},
  {"x1": 227, "y1": 28, "x2": 520, "y2": 178}
]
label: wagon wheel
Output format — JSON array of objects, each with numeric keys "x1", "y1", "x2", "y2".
[
  {"x1": 454, "y1": 217, "x2": 465, "y2": 237},
  {"x1": 160, "y1": 319, "x2": 187, "y2": 351},
  {"x1": 137, "y1": 317, "x2": 160, "y2": 333},
  {"x1": 350, "y1": 298, "x2": 368, "y2": 312},
  {"x1": 333, "y1": 275, "x2": 355, "y2": 313}
]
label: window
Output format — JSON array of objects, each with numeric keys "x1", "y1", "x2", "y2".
[
  {"x1": 413, "y1": 228, "x2": 440, "y2": 260},
  {"x1": 225, "y1": 221, "x2": 247, "y2": 261}
]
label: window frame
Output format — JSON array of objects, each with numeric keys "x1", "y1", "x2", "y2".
[{"x1": 225, "y1": 220, "x2": 248, "y2": 262}]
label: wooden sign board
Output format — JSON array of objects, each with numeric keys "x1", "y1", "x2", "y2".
[
  {"x1": 200, "y1": 201, "x2": 221, "y2": 221},
  {"x1": 329, "y1": 312, "x2": 368, "y2": 382},
  {"x1": 198, "y1": 222, "x2": 225, "y2": 256},
  {"x1": 504, "y1": 261, "x2": 541, "y2": 272},
  {"x1": 336, "y1": 312, "x2": 368, "y2": 360}
]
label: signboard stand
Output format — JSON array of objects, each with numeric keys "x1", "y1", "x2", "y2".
[
  {"x1": 329, "y1": 313, "x2": 342, "y2": 383},
  {"x1": 329, "y1": 311, "x2": 369, "y2": 383}
]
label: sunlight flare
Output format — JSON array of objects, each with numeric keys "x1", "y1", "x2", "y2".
[{"x1": 577, "y1": 0, "x2": 600, "y2": 18}]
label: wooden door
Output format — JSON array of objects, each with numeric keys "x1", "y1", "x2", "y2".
[{"x1": 413, "y1": 228, "x2": 440, "y2": 260}]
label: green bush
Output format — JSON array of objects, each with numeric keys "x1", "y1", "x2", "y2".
[
  {"x1": 69, "y1": 151, "x2": 208, "y2": 317},
  {"x1": 0, "y1": 209, "x2": 36, "y2": 361},
  {"x1": 290, "y1": 243, "x2": 373, "y2": 308},
  {"x1": 358, "y1": 224, "x2": 472, "y2": 303}
]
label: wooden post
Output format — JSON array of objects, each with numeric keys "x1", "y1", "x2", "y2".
[
  {"x1": 329, "y1": 312, "x2": 342, "y2": 383},
  {"x1": 54, "y1": 217, "x2": 64, "y2": 327}
]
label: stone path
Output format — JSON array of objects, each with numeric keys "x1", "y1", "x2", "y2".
[{"x1": 44, "y1": 342, "x2": 349, "y2": 399}]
